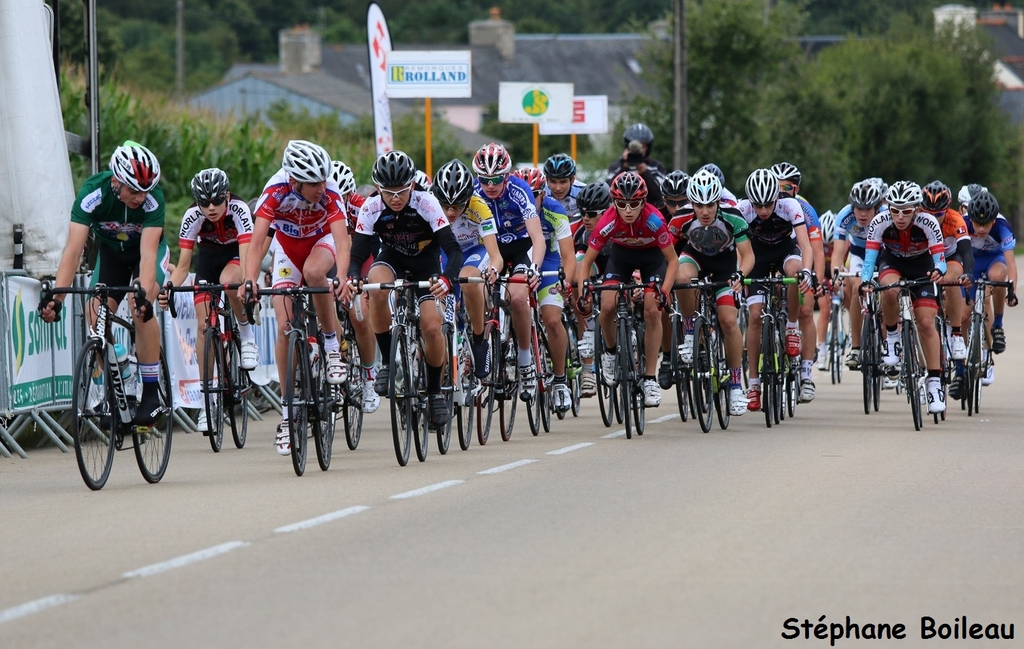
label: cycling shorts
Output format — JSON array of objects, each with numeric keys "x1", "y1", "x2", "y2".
[
  {"x1": 92, "y1": 241, "x2": 170, "y2": 304},
  {"x1": 271, "y1": 232, "x2": 336, "y2": 289}
]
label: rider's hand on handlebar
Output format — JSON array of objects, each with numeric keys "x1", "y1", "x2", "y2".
[
  {"x1": 429, "y1": 275, "x2": 452, "y2": 300},
  {"x1": 729, "y1": 271, "x2": 745, "y2": 294},
  {"x1": 927, "y1": 268, "x2": 943, "y2": 283},
  {"x1": 158, "y1": 282, "x2": 173, "y2": 310},
  {"x1": 38, "y1": 295, "x2": 62, "y2": 323}
]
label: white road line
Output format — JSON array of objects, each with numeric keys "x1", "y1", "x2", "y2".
[
  {"x1": 649, "y1": 414, "x2": 679, "y2": 424},
  {"x1": 601, "y1": 429, "x2": 626, "y2": 439},
  {"x1": 0, "y1": 594, "x2": 79, "y2": 625},
  {"x1": 274, "y1": 506, "x2": 371, "y2": 534},
  {"x1": 477, "y1": 459, "x2": 537, "y2": 475},
  {"x1": 122, "y1": 541, "x2": 249, "y2": 579},
  {"x1": 390, "y1": 480, "x2": 464, "y2": 500},
  {"x1": 547, "y1": 442, "x2": 594, "y2": 455}
]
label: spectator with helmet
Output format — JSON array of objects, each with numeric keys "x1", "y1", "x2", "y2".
[{"x1": 606, "y1": 123, "x2": 667, "y2": 208}]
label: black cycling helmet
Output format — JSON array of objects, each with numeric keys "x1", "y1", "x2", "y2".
[
  {"x1": 371, "y1": 150, "x2": 416, "y2": 188},
  {"x1": 543, "y1": 153, "x2": 577, "y2": 179},
  {"x1": 661, "y1": 170, "x2": 690, "y2": 201},
  {"x1": 431, "y1": 159, "x2": 474, "y2": 206},
  {"x1": 697, "y1": 163, "x2": 725, "y2": 187},
  {"x1": 191, "y1": 167, "x2": 229, "y2": 202},
  {"x1": 921, "y1": 180, "x2": 951, "y2": 212},
  {"x1": 849, "y1": 180, "x2": 883, "y2": 209},
  {"x1": 967, "y1": 190, "x2": 1000, "y2": 224},
  {"x1": 576, "y1": 182, "x2": 612, "y2": 213},
  {"x1": 622, "y1": 123, "x2": 654, "y2": 150}
]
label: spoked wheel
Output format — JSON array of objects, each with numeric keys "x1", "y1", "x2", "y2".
[
  {"x1": 72, "y1": 339, "x2": 117, "y2": 491},
  {"x1": 617, "y1": 317, "x2": 634, "y2": 439},
  {"x1": 389, "y1": 328, "x2": 414, "y2": 466},
  {"x1": 202, "y1": 327, "x2": 225, "y2": 453},
  {"x1": 413, "y1": 343, "x2": 430, "y2": 463},
  {"x1": 499, "y1": 337, "x2": 518, "y2": 442},
  {"x1": 671, "y1": 318, "x2": 690, "y2": 423},
  {"x1": 902, "y1": 325, "x2": 923, "y2": 431},
  {"x1": 284, "y1": 332, "x2": 310, "y2": 476},
  {"x1": 539, "y1": 341, "x2": 553, "y2": 433},
  {"x1": 226, "y1": 336, "x2": 249, "y2": 449},
  {"x1": 595, "y1": 322, "x2": 615, "y2": 427},
  {"x1": 633, "y1": 323, "x2": 646, "y2": 436},
  {"x1": 313, "y1": 368, "x2": 336, "y2": 472},
  {"x1": 692, "y1": 318, "x2": 714, "y2": 433},
  {"x1": 343, "y1": 336, "x2": 363, "y2": 450},
  {"x1": 475, "y1": 329, "x2": 497, "y2": 446},
  {"x1": 760, "y1": 319, "x2": 775, "y2": 429},
  {"x1": 457, "y1": 335, "x2": 475, "y2": 451},
  {"x1": 565, "y1": 322, "x2": 583, "y2": 418},
  {"x1": 436, "y1": 326, "x2": 454, "y2": 456},
  {"x1": 134, "y1": 353, "x2": 174, "y2": 484},
  {"x1": 829, "y1": 305, "x2": 842, "y2": 385},
  {"x1": 785, "y1": 366, "x2": 799, "y2": 419},
  {"x1": 713, "y1": 328, "x2": 730, "y2": 431}
]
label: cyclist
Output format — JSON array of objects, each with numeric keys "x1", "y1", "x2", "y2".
[
  {"x1": 344, "y1": 151, "x2": 464, "y2": 428},
  {"x1": 431, "y1": 158, "x2": 504, "y2": 379},
  {"x1": 543, "y1": 153, "x2": 586, "y2": 220},
  {"x1": 571, "y1": 182, "x2": 613, "y2": 398},
  {"x1": 739, "y1": 168, "x2": 814, "y2": 411},
  {"x1": 696, "y1": 163, "x2": 738, "y2": 206},
  {"x1": 921, "y1": 181, "x2": 973, "y2": 366},
  {"x1": 575, "y1": 171, "x2": 678, "y2": 408},
  {"x1": 243, "y1": 140, "x2": 350, "y2": 456},
  {"x1": 657, "y1": 169, "x2": 691, "y2": 389},
  {"x1": 772, "y1": 162, "x2": 824, "y2": 402},
  {"x1": 671, "y1": 168, "x2": 754, "y2": 416},
  {"x1": 331, "y1": 159, "x2": 382, "y2": 414},
  {"x1": 815, "y1": 209, "x2": 836, "y2": 371},
  {"x1": 512, "y1": 167, "x2": 577, "y2": 411},
  {"x1": 606, "y1": 123, "x2": 667, "y2": 207},
  {"x1": 964, "y1": 190, "x2": 1018, "y2": 360},
  {"x1": 162, "y1": 168, "x2": 257, "y2": 433},
  {"x1": 39, "y1": 141, "x2": 168, "y2": 426},
  {"x1": 860, "y1": 181, "x2": 948, "y2": 414},
  {"x1": 472, "y1": 143, "x2": 547, "y2": 397},
  {"x1": 831, "y1": 179, "x2": 886, "y2": 370}
]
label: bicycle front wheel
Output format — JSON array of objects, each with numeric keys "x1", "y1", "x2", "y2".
[
  {"x1": 226, "y1": 335, "x2": 249, "y2": 449},
  {"x1": 72, "y1": 339, "x2": 117, "y2": 490},
  {"x1": 713, "y1": 326, "x2": 730, "y2": 431},
  {"x1": 436, "y1": 325, "x2": 454, "y2": 456},
  {"x1": 284, "y1": 331, "x2": 309, "y2": 476},
  {"x1": 456, "y1": 333, "x2": 475, "y2": 451},
  {"x1": 343, "y1": 335, "x2": 363, "y2": 450},
  {"x1": 313, "y1": 366, "x2": 336, "y2": 472},
  {"x1": 413, "y1": 341, "x2": 430, "y2": 463},
  {"x1": 902, "y1": 321, "x2": 923, "y2": 431},
  {"x1": 475, "y1": 327, "x2": 499, "y2": 446},
  {"x1": 617, "y1": 315, "x2": 634, "y2": 439},
  {"x1": 692, "y1": 317, "x2": 714, "y2": 434},
  {"x1": 202, "y1": 326, "x2": 225, "y2": 453},
  {"x1": 133, "y1": 352, "x2": 173, "y2": 484},
  {"x1": 389, "y1": 326, "x2": 414, "y2": 467}
]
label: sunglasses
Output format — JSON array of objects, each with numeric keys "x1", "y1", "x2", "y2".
[
  {"x1": 478, "y1": 175, "x2": 506, "y2": 186},
  {"x1": 379, "y1": 186, "x2": 411, "y2": 200},
  {"x1": 581, "y1": 210, "x2": 603, "y2": 219},
  {"x1": 441, "y1": 202, "x2": 468, "y2": 213},
  {"x1": 752, "y1": 202, "x2": 775, "y2": 210},
  {"x1": 779, "y1": 182, "x2": 797, "y2": 193},
  {"x1": 889, "y1": 206, "x2": 916, "y2": 217},
  {"x1": 614, "y1": 199, "x2": 643, "y2": 210},
  {"x1": 198, "y1": 196, "x2": 226, "y2": 208}
]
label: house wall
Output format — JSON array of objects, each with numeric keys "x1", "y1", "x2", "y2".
[{"x1": 189, "y1": 76, "x2": 358, "y2": 125}]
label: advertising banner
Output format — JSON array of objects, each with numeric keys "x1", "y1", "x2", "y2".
[
  {"x1": 538, "y1": 95, "x2": 609, "y2": 135},
  {"x1": 6, "y1": 275, "x2": 73, "y2": 409},
  {"x1": 498, "y1": 82, "x2": 574, "y2": 124},
  {"x1": 385, "y1": 50, "x2": 472, "y2": 98},
  {"x1": 367, "y1": 3, "x2": 394, "y2": 154}
]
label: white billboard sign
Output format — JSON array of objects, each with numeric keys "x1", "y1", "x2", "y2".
[
  {"x1": 538, "y1": 95, "x2": 608, "y2": 135},
  {"x1": 498, "y1": 82, "x2": 574, "y2": 124},
  {"x1": 386, "y1": 50, "x2": 472, "y2": 99}
]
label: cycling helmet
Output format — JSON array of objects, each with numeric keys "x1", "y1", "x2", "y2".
[
  {"x1": 329, "y1": 161, "x2": 357, "y2": 195},
  {"x1": 609, "y1": 171, "x2": 648, "y2": 202},
  {"x1": 958, "y1": 183, "x2": 986, "y2": 207},
  {"x1": 576, "y1": 182, "x2": 611, "y2": 213},
  {"x1": 771, "y1": 161, "x2": 802, "y2": 186},
  {"x1": 413, "y1": 169, "x2": 432, "y2": 191},
  {"x1": 661, "y1": 170, "x2": 690, "y2": 200},
  {"x1": 921, "y1": 180, "x2": 951, "y2": 212},
  {"x1": 697, "y1": 163, "x2": 725, "y2": 187},
  {"x1": 543, "y1": 153, "x2": 577, "y2": 179},
  {"x1": 431, "y1": 159, "x2": 474, "y2": 206},
  {"x1": 745, "y1": 168, "x2": 779, "y2": 206},
  {"x1": 190, "y1": 167, "x2": 229, "y2": 202},
  {"x1": 109, "y1": 141, "x2": 161, "y2": 192},
  {"x1": 473, "y1": 143, "x2": 512, "y2": 176},
  {"x1": 687, "y1": 168, "x2": 723, "y2": 205},
  {"x1": 622, "y1": 123, "x2": 655, "y2": 149},
  {"x1": 819, "y1": 210, "x2": 836, "y2": 244},
  {"x1": 886, "y1": 180, "x2": 923, "y2": 208},
  {"x1": 282, "y1": 139, "x2": 332, "y2": 184},
  {"x1": 849, "y1": 180, "x2": 883, "y2": 209},
  {"x1": 512, "y1": 167, "x2": 547, "y2": 193},
  {"x1": 967, "y1": 190, "x2": 1000, "y2": 224},
  {"x1": 371, "y1": 150, "x2": 416, "y2": 188}
]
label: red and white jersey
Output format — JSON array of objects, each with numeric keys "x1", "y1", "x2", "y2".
[
  {"x1": 178, "y1": 197, "x2": 253, "y2": 250},
  {"x1": 254, "y1": 168, "x2": 346, "y2": 240},
  {"x1": 345, "y1": 192, "x2": 366, "y2": 234}
]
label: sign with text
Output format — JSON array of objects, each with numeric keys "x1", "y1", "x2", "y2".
[
  {"x1": 538, "y1": 95, "x2": 608, "y2": 135},
  {"x1": 386, "y1": 50, "x2": 472, "y2": 98},
  {"x1": 498, "y1": 82, "x2": 574, "y2": 124},
  {"x1": 6, "y1": 275, "x2": 73, "y2": 410}
]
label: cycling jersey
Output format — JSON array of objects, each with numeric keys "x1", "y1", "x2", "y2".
[
  {"x1": 795, "y1": 195, "x2": 822, "y2": 243},
  {"x1": 548, "y1": 180, "x2": 586, "y2": 219},
  {"x1": 861, "y1": 211, "x2": 946, "y2": 282},
  {"x1": 587, "y1": 204, "x2": 673, "y2": 251},
  {"x1": 70, "y1": 171, "x2": 166, "y2": 251},
  {"x1": 671, "y1": 206, "x2": 749, "y2": 256},
  {"x1": 254, "y1": 169, "x2": 346, "y2": 264},
  {"x1": 923, "y1": 208, "x2": 970, "y2": 257},
  {"x1": 345, "y1": 192, "x2": 366, "y2": 233},
  {"x1": 539, "y1": 196, "x2": 572, "y2": 253},
  {"x1": 449, "y1": 195, "x2": 498, "y2": 252},
  {"x1": 966, "y1": 215, "x2": 1016, "y2": 255},
  {"x1": 474, "y1": 174, "x2": 537, "y2": 245},
  {"x1": 835, "y1": 204, "x2": 875, "y2": 253},
  {"x1": 736, "y1": 197, "x2": 805, "y2": 246},
  {"x1": 349, "y1": 189, "x2": 463, "y2": 283},
  {"x1": 178, "y1": 197, "x2": 253, "y2": 251}
]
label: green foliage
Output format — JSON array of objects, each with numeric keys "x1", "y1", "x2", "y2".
[{"x1": 803, "y1": 0, "x2": 991, "y2": 35}]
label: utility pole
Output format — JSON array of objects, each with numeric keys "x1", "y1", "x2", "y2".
[
  {"x1": 673, "y1": 0, "x2": 687, "y2": 170},
  {"x1": 176, "y1": 0, "x2": 184, "y2": 95},
  {"x1": 764, "y1": 0, "x2": 771, "y2": 26}
]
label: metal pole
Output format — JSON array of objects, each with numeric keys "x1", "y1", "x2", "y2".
[
  {"x1": 424, "y1": 97, "x2": 433, "y2": 177},
  {"x1": 532, "y1": 123, "x2": 539, "y2": 167},
  {"x1": 570, "y1": 134, "x2": 577, "y2": 162},
  {"x1": 673, "y1": 0, "x2": 688, "y2": 171},
  {"x1": 176, "y1": 0, "x2": 185, "y2": 96},
  {"x1": 85, "y1": 0, "x2": 100, "y2": 174}
]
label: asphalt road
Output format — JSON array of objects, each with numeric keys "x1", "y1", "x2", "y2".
[{"x1": 3, "y1": 306, "x2": 1023, "y2": 648}]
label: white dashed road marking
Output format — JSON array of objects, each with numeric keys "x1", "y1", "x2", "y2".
[
  {"x1": 0, "y1": 594, "x2": 79, "y2": 625},
  {"x1": 477, "y1": 459, "x2": 537, "y2": 475},
  {"x1": 546, "y1": 442, "x2": 594, "y2": 455},
  {"x1": 274, "y1": 506, "x2": 371, "y2": 534},
  {"x1": 122, "y1": 541, "x2": 250, "y2": 579},
  {"x1": 389, "y1": 480, "x2": 464, "y2": 500}
]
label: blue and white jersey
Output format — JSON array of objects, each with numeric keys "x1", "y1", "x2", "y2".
[
  {"x1": 966, "y1": 215, "x2": 1016, "y2": 256},
  {"x1": 474, "y1": 174, "x2": 538, "y2": 245},
  {"x1": 538, "y1": 196, "x2": 572, "y2": 254},
  {"x1": 835, "y1": 204, "x2": 873, "y2": 252},
  {"x1": 795, "y1": 195, "x2": 820, "y2": 235},
  {"x1": 548, "y1": 180, "x2": 586, "y2": 219}
]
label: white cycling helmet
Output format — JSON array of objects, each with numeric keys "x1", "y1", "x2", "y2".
[
  {"x1": 745, "y1": 168, "x2": 779, "y2": 206},
  {"x1": 330, "y1": 160, "x2": 357, "y2": 195},
  {"x1": 886, "y1": 180, "x2": 922, "y2": 208},
  {"x1": 687, "y1": 168, "x2": 722, "y2": 205},
  {"x1": 472, "y1": 143, "x2": 513, "y2": 176},
  {"x1": 819, "y1": 210, "x2": 836, "y2": 244},
  {"x1": 282, "y1": 140, "x2": 332, "y2": 183},
  {"x1": 109, "y1": 141, "x2": 161, "y2": 192}
]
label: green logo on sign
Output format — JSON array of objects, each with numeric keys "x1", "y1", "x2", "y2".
[
  {"x1": 13, "y1": 289, "x2": 24, "y2": 374},
  {"x1": 522, "y1": 89, "x2": 549, "y2": 117}
]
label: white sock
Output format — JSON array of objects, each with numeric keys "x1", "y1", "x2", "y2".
[
  {"x1": 237, "y1": 320, "x2": 254, "y2": 341},
  {"x1": 517, "y1": 348, "x2": 532, "y2": 367},
  {"x1": 322, "y1": 332, "x2": 339, "y2": 353},
  {"x1": 787, "y1": 320, "x2": 799, "y2": 331}
]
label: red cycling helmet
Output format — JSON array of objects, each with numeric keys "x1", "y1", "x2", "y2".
[{"x1": 609, "y1": 171, "x2": 648, "y2": 202}]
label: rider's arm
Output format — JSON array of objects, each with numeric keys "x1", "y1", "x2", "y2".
[
  {"x1": 830, "y1": 238, "x2": 848, "y2": 272},
  {"x1": 137, "y1": 226, "x2": 162, "y2": 299},
  {"x1": 436, "y1": 226, "x2": 464, "y2": 285},
  {"x1": 244, "y1": 217, "x2": 271, "y2": 284},
  {"x1": 956, "y1": 239, "x2": 975, "y2": 278},
  {"x1": 576, "y1": 246, "x2": 600, "y2": 294},
  {"x1": 557, "y1": 235, "x2": 576, "y2": 292},
  {"x1": 168, "y1": 247, "x2": 192, "y2": 287},
  {"x1": 53, "y1": 222, "x2": 91, "y2": 297},
  {"x1": 482, "y1": 233, "x2": 503, "y2": 275},
  {"x1": 1004, "y1": 249, "x2": 1018, "y2": 287},
  {"x1": 736, "y1": 239, "x2": 755, "y2": 277},
  {"x1": 811, "y1": 235, "x2": 825, "y2": 284},
  {"x1": 794, "y1": 222, "x2": 813, "y2": 275},
  {"x1": 329, "y1": 218, "x2": 351, "y2": 279},
  {"x1": 659, "y1": 243, "x2": 679, "y2": 297},
  {"x1": 347, "y1": 232, "x2": 374, "y2": 279},
  {"x1": 525, "y1": 216, "x2": 546, "y2": 267}
]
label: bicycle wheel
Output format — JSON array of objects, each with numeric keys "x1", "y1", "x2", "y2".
[
  {"x1": 389, "y1": 326, "x2": 414, "y2": 466},
  {"x1": 202, "y1": 326, "x2": 225, "y2": 453},
  {"x1": 692, "y1": 317, "x2": 714, "y2": 433},
  {"x1": 759, "y1": 313, "x2": 776, "y2": 428},
  {"x1": 670, "y1": 315, "x2": 689, "y2": 422},
  {"x1": 594, "y1": 320, "x2": 615, "y2": 428},
  {"x1": 71, "y1": 339, "x2": 117, "y2": 490},
  {"x1": 476, "y1": 327, "x2": 499, "y2": 446},
  {"x1": 284, "y1": 332, "x2": 309, "y2": 476},
  {"x1": 457, "y1": 333, "x2": 475, "y2": 451},
  {"x1": 773, "y1": 324, "x2": 786, "y2": 424},
  {"x1": 902, "y1": 322, "x2": 923, "y2": 431},
  {"x1": 786, "y1": 363, "x2": 798, "y2": 419},
  {"x1": 313, "y1": 355, "x2": 336, "y2": 472},
  {"x1": 413, "y1": 340, "x2": 430, "y2": 463},
  {"x1": 860, "y1": 316, "x2": 874, "y2": 415},
  {"x1": 226, "y1": 334, "x2": 249, "y2": 449},
  {"x1": 134, "y1": 352, "x2": 174, "y2": 483},
  {"x1": 539, "y1": 328, "x2": 553, "y2": 433},
  {"x1": 436, "y1": 325, "x2": 454, "y2": 455},
  {"x1": 633, "y1": 319, "x2": 646, "y2": 436},
  {"x1": 965, "y1": 314, "x2": 983, "y2": 416},
  {"x1": 829, "y1": 303, "x2": 842, "y2": 385},
  {"x1": 713, "y1": 326, "x2": 730, "y2": 431},
  {"x1": 499, "y1": 335, "x2": 519, "y2": 442},
  {"x1": 564, "y1": 315, "x2": 582, "y2": 418},
  {"x1": 342, "y1": 335, "x2": 363, "y2": 450},
  {"x1": 617, "y1": 315, "x2": 634, "y2": 439}
]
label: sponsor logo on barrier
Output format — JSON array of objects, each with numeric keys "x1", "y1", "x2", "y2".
[{"x1": 8, "y1": 280, "x2": 73, "y2": 409}]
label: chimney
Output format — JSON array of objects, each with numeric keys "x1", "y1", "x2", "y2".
[
  {"x1": 469, "y1": 7, "x2": 515, "y2": 60},
  {"x1": 279, "y1": 26, "x2": 322, "y2": 74},
  {"x1": 932, "y1": 4, "x2": 977, "y2": 33}
]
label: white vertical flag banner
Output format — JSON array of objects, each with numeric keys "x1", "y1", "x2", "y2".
[{"x1": 367, "y1": 3, "x2": 394, "y2": 155}]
